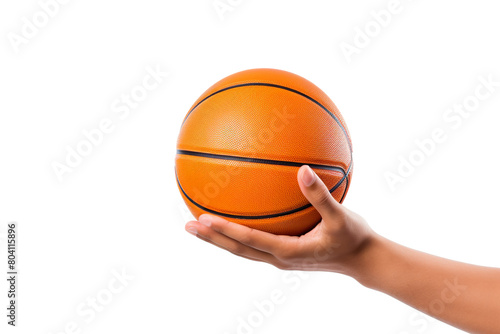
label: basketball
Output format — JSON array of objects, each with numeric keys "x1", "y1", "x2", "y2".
[{"x1": 176, "y1": 68, "x2": 353, "y2": 235}]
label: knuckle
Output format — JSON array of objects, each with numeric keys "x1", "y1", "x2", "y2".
[
  {"x1": 313, "y1": 189, "x2": 332, "y2": 207},
  {"x1": 200, "y1": 228, "x2": 214, "y2": 241},
  {"x1": 213, "y1": 220, "x2": 229, "y2": 233},
  {"x1": 239, "y1": 230, "x2": 256, "y2": 246}
]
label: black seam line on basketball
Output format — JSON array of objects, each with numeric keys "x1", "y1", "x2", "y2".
[
  {"x1": 175, "y1": 165, "x2": 349, "y2": 220},
  {"x1": 177, "y1": 149, "x2": 346, "y2": 175},
  {"x1": 340, "y1": 176, "x2": 349, "y2": 203},
  {"x1": 339, "y1": 162, "x2": 352, "y2": 204},
  {"x1": 180, "y1": 82, "x2": 353, "y2": 154}
]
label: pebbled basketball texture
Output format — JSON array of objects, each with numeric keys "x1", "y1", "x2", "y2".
[{"x1": 176, "y1": 68, "x2": 353, "y2": 235}]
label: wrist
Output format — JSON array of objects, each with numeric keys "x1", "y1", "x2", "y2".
[{"x1": 342, "y1": 233, "x2": 392, "y2": 288}]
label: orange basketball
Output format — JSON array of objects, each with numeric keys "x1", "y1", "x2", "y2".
[{"x1": 176, "y1": 69, "x2": 353, "y2": 235}]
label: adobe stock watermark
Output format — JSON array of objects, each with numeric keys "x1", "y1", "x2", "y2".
[
  {"x1": 175, "y1": 106, "x2": 294, "y2": 224},
  {"x1": 51, "y1": 64, "x2": 168, "y2": 182},
  {"x1": 385, "y1": 74, "x2": 499, "y2": 191},
  {"x1": 47, "y1": 267, "x2": 134, "y2": 334},
  {"x1": 187, "y1": 106, "x2": 296, "y2": 207},
  {"x1": 222, "y1": 271, "x2": 307, "y2": 334},
  {"x1": 7, "y1": 0, "x2": 72, "y2": 54},
  {"x1": 177, "y1": 197, "x2": 194, "y2": 224},
  {"x1": 425, "y1": 277, "x2": 467, "y2": 316},
  {"x1": 212, "y1": 0, "x2": 245, "y2": 21},
  {"x1": 222, "y1": 243, "x2": 339, "y2": 334},
  {"x1": 395, "y1": 277, "x2": 467, "y2": 334},
  {"x1": 339, "y1": 0, "x2": 416, "y2": 64},
  {"x1": 191, "y1": 106, "x2": 296, "y2": 203}
]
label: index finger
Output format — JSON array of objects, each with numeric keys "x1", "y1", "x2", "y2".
[{"x1": 198, "y1": 214, "x2": 297, "y2": 254}]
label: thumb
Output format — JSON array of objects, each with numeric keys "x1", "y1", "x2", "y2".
[{"x1": 297, "y1": 165, "x2": 343, "y2": 219}]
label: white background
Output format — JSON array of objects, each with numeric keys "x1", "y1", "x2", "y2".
[{"x1": 1, "y1": 0, "x2": 500, "y2": 333}]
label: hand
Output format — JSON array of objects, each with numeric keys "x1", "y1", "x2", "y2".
[
  {"x1": 186, "y1": 165, "x2": 500, "y2": 334},
  {"x1": 185, "y1": 165, "x2": 375, "y2": 274}
]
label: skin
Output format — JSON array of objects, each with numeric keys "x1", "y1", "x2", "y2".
[{"x1": 185, "y1": 165, "x2": 500, "y2": 334}]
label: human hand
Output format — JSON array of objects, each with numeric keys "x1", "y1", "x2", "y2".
[
  {"x1": 185, "y1": 165, "x2": 375, "y2": 274},
  {"x1": 185, "y1": 161, "x2": 500, "y2": 334}
]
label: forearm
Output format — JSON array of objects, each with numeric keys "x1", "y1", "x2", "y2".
[{"x1": 349, "y1": 234, "x2": 500, "y2": 334}]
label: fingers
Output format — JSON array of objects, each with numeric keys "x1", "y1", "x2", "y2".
[
  {"x1": 185, "y1": 220, "x2": 285, "y2": 268},
  {"x1": 297, "y1": 165, "x2": 343, "y2": 219},
  {"x1": 198, "y1": 214, "x2": 296, "y2": 254}
]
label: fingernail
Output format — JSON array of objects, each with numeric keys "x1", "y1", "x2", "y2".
[
  {"x1": 301, "y1": 165, "x2": 316, "y2": 187},
  {"x1": 186, "y1": 226, "x2": 197, "y2": 235},
  {"x1": 199, "y1": 215, "x2": 212, "y2": 227}
]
